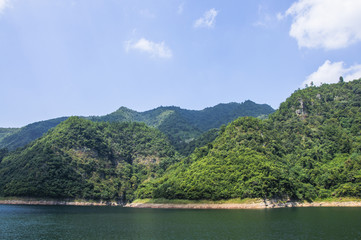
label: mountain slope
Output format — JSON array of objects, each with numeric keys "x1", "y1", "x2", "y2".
[
  {"x1": 137, "y1": 79, "x2": 361, "y2": 201},
  {"x1": 0, "y1": 117, "x2": 178, "y2": 202},
  {"x1": 1, "y1": 101, "x2": 274, "y2": 152},
  {"x1": 136, "y1": 117, "x2": 291, "y2": 200},
  {"x1": 93, "y1": 101, "x2": 275, "y2": 154},
  {"x1": 0, "y1": 128, "x2": 19, "y2": 142},
  {"x1": 94, "y1": 101, "x2": 274, "y2": 133},
  {"x1": 2, "y1": 80, "x2": 361, "y2": 202},
  {"x1": 180, "y1": 100, "x2": 275, "y2": 131},
  {"x1": 0, "y1": 117, "x2": 68, "y2": 151}
]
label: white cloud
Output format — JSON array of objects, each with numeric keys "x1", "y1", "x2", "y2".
[
  {"x1": 0, "y1": 0, "x2": 9, "y2": 14},
  {"x1": 253, "y1": 4, "x2": 274, "y2": 28},
  {"x1": 284, "y1": 0, "x2": 361, "y2": 49},
  {"x1": 177, "y1": 2, "x2": 184, "y2": 15},
  {"x1": 125, "y1": 38, "x2": 172, "y2": 59},
  {"x1": 303, "y1": 60, "x2": 361, "y2": 87},
  {"x1": 194, "y1": 8, "x2": 218, "y2": 28},
  {"x1": 276, "y1": 12, "x2": 284, "y2": 21}
]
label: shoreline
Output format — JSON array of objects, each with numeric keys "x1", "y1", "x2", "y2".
[
  {"x1": 0, "y1": 198, "x2": 123, "y2": 206},
  {"x1": 1, "y1": 198, "x2": 361, "y2": 209},
  {"x1": 125, "y1": 200, "x2": 361, "y2": 209}
]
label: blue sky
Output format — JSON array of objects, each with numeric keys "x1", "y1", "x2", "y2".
[{"x1": 1, "y1": 0, "x2": 361, "y2": 127}]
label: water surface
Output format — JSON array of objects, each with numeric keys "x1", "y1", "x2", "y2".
[{"x1": 1, "y1": 205, "x2": 360, "y2": 239}]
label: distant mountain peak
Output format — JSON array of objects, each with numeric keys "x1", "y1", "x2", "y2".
[
  {"x1": 1, "y1": 101, "x2": 274, "y2": 151},
  {"x1": 115, "y1": 106, "x2": 136, "y2": 112}
]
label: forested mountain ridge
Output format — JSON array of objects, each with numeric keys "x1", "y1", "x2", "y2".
[
  {"x1": 137, "y1": 79, "x2": 361, "y2": 201},
  {"x1": 2, "y1": 80, "x2": 360, "y2": 203},
  {"x1": 0, "y1": 128, "x2": 19, "y2": 142},
  {"x1": 270, "y1": 80, "x2": 361, "y2": 157},
  {"x1": 178, "y1": 100, "x2": 274, "y2": 131},
  {"x1": 0, "y1": 117, "x2": 179, "y2": 201},
  {"x1": 0, "y1": 117, "x2": 68, "y2": 151},
  {"x1": 0, "y1": 101, "x2": 274, "y2": 152},
  {"x1": 90, "y1": 100, "x2": 274, "y2": 154},
  {"x1": 89, "y1": 101, "x2": 274, "y2": 129}
]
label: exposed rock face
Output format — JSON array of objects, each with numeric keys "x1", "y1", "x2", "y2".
[{"x1": 295, "y1": 98, "x2": 307, "y2": 119}]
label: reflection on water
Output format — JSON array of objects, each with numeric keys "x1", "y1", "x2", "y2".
[{"x1": 0, "y1": 205, "x2": 361, "y2": 240}]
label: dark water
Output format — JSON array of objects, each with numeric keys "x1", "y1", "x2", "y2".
[{"x1": 1, "y1": 205, "x2": 361, "y2": 240}]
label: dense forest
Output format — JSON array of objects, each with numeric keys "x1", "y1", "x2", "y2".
[
  {"x1": 0, "y1": 128, "x2": 19, "y2": 142},
  {"x1": 0, "y1": 101, "x2": 273, "y2": 154},
  {"x1": 0, "y1": 117, "x2": 68, "y2": 151},
  {"x1": 1, "y1": 79, "x2": 361, "y2": 202},
  {"x1": 0, "y1": 117, "x2": 179, "y2": 201},
  {"x1": 90, "y1": 101, "x2": 274, "y2": 154},
  {"x1": 137, "y1": 79, "x2": 361, "y2": 201}
]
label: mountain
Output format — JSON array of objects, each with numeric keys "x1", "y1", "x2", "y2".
[
  {"x1": 1, "y1": 79, "x2": 361, "y2": 203},
  {"x1": 0, "y1": 101, "x2": 274, "y2": 152},
  {"x1": 0, "y1": 117, "x2": 68, "y2": 151},
  {"x1": 136, "y1": 117, "x2": 289, "y2": 200},
  {"x1": 92, "y1": 101, "x2": 274, "y2": 132},
  {"x1": 173, "y1": 128, "x2": 220, "y2": 156},
  {"x1": 92, "y1": 100, "x2": 274, "y2": 131},
  {"x1": 137, "y1": 79, "x2": 361, "y2": 201},
  {"x1": 0, "y1": 117, "x2": 178, "y2": 202},
  {"x1": 0, "y1": 128, "x2": 19, "y2": 142},
  {"x1": 178, "y1": 100, "x2": 275, "y2": 132},
  {"x1": 91, "y1": 101, "x2": 274, "y2": 154}
]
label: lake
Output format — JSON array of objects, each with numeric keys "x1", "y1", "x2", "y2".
[{"x1": 1, "y1": 205, "x2": 361, "y2": 239}]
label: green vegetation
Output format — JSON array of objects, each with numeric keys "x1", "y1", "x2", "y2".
[
  {"x1": 136, "y1": 117, "x2": 292, "y2": 200},
  {"x1": 2, "y1": 80, "x2": 361, "y2": 203},
  {"x1": 0, "y1": 117, "x2": 179, "y2": 202},
  {"x1": 91, "y1": 101, "x2": 274, "y2": 155},
  {"x1": 0, "y1": 148, "x2": 8, "y2": 162},
  {"x1": 137, "y1": 79, "x2": 361, "y2": 201},
  {"x1": 179, "y1": 100, "x2": 275, "y2": 132},
  {"x1": 0, "y1": 102, "x2": 274, "y2": 154},
  {"x1": 0, "y1": 117, "x2": 68, "y2": 151},
  {"x1": 0, "y1": 128, "x2": 19, "y2": 142},
  {"x1": 176, "y1": 128, "x2": 220, "y2": 156}
]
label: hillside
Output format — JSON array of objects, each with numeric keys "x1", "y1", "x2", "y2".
[
  {"x1": 0, "y1": 128, "x2": 19, "y2": 142},
  {"x1": 0, "y1": 117, "x2": 68, "y2": 151},
  {"x1": 136, "y1": 117, "x2": 291, "y2": 200},
  {"x1": 137, "y1": 79, "x2": 361, "y2": 201},
  {"x1": 0, "y1": 117, "x2": 179, "y2": 202},
  {"x1": 1, "y1": 80, "x2": 361, "y2": 203},
  {"x1": 92, "y1": 101, "x2": 274, "y2": 133},
  {"x1": 179, "y1": 100, "x2": 275, "y2": 131},
  {"x1": 0, "y1": 101, "x2": 274, "y2": 153},
  {"x1": 91, "y1": 101, "x2": 274, "y2": 154}
]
